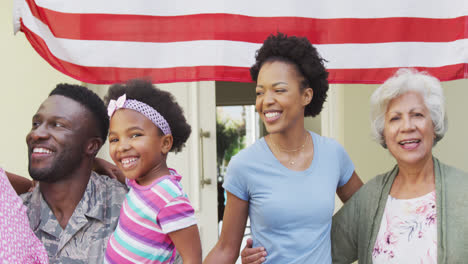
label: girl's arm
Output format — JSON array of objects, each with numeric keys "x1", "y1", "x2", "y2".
[
  {"x1": 5, "y1": 171, "x2": 33, "y2": 195},
  {"x1": 336, "y1": 171, "x2": 363, "y2": 203},
  {"x1": 169, "y1": 225, "x2": 202, "y2": 264},
  {"x1": 203, "y1": 191, "x2": 249, "y2": 264}
]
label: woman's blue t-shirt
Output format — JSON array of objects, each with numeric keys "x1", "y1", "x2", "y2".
[{"x1": 223, "y1": 131, "x2": 354, "y2": 264}]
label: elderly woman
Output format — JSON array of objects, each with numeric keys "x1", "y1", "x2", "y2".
[{"x1": 331, "y1": 68, "x2": 468, "y2": 263}]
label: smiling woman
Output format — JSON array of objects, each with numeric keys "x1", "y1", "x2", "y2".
[
  {"x1": 383, "y1": 91, "x2": 437, "y2": 176},
  {"x1": 331, "y1": 69, "x2": 468, "y2": 264},
  {"x1": 204, "y1": 32, "x2": 363, "y2": 264}
]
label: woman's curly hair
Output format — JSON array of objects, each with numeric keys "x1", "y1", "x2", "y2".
[
  {"x1": 104, "y1": 79, "x2": 191, "y2": 153},
  {"x1": 250, "y1": 32, "x2": 329, "y2": 117}
]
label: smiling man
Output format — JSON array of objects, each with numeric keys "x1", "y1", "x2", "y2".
[{"x1": 21, "y1": 84, "x2": 127, "y2": 263}]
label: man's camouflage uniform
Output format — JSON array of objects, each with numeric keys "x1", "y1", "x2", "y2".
[{"x1": 21, "y1": 172, "x2": 127, "y2": 264}]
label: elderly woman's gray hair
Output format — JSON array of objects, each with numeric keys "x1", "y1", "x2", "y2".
[{"x1": 370, "y1": 68, "x2": 447, "y2": 148}]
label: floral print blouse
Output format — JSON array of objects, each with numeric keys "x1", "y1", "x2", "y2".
[{"x1": 372, "y1": 190, "x2": 437, "y2": 264}]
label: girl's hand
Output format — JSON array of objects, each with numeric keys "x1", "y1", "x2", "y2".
[
  {"x1": 241, "y1": 238, "x2": 267, "y2": 264},
  {"x1": 93, "y1": 157, "x2": 126, "y2": 184}
]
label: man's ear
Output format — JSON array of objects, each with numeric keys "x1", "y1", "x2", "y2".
[
  {"x1": 302, "y1": 87, "x2": 313, "y2": 106},
  {"x1": 161, "y1": 134, "x2": 173, "y2": 155},
  {"x1": 86, "y1": 137, "x2": 103, "y2": 157}
]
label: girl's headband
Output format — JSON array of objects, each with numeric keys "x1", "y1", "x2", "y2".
[{"x1": 107, "y1": 94, "x2": 172, "y2": 135}]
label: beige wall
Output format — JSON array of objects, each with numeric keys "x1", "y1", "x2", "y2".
[
  {"x1": 340, "y1": 84, "x2": 395, "y2": 182},
  {"x1": 0, "y1": 1, "x2": 77, "y2": 176},
  {"x1": 336, "y1": 80, "x2": 468, "y2": 183}
]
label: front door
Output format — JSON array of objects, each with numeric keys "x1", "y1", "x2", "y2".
[{"x1": 163, "y1": 81, "x2": 218, "y2": 256}]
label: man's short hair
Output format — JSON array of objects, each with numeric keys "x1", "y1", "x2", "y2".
[{"x1": 49, "y1": 84, "x2": 109, "y2": 141}]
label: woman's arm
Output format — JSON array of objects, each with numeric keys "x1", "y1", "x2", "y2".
[
  {"x1": 5, "y1": 171, "x2": 33, "y2": 195},
  {"x1": 331, "y1": 195, "x2": 360, "y2": 263},
  {"x1": 203, "y1": 191, "x2": 249, "y2": 264},
  {"x1": 169, "y1": 225, "x2": 202, "y2": 264},
  {"x1": 336, "y1": 171, "x2": 363, "y2": 203}
]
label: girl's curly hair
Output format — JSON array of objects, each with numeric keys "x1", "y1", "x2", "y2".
[{"x1": 104, "y1": 79, "x2": 191, "y2": 152}]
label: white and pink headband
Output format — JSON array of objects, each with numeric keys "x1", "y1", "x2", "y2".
[{"x1": 107, "y1": 94, "x2": 172, "y2": 135}]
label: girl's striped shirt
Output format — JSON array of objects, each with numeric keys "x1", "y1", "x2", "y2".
[{"x1": 104, "y1": 169, "x2": 196, "y2": 264}]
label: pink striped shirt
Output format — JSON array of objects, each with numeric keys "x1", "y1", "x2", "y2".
[
  {"x1": 104, "y1": 169, "x2": 196, "y2": 264},
  {"x1": 0, "y1": 168, "x2": 48, "y2": 263}
]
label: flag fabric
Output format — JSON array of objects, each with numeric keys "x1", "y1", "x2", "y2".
[{"x1": 13, "y1": 0, "x2": 468, "y2": 84}]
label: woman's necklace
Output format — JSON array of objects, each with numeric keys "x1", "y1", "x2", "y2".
[{"x1": 270, "y1": 132, "x2": 309, "y2": 165}]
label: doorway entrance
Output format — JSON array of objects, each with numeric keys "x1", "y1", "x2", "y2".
[
  {"x1": 215, "y1": 80, "x2": 258, "y2": 220},
  {"x1": 215, "y1": 82, "x2": 259, "y2": 263}
]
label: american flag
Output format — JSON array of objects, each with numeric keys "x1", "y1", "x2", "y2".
[{"x1": 13, "y1": 0, "x2": 468, "y2": 84}]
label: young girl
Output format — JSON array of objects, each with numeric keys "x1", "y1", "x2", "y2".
[{"x1": 103, "y1": 79, "x2": 202, "y2": 264}]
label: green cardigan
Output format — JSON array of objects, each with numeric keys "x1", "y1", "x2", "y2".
[{"x1": 331, "y1": 157, "x2": 468, "y2": 264}]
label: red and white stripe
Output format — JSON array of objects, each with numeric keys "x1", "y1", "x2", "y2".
[{"x1": 13, "y1": 0, "x2": 468, "y2": 84}]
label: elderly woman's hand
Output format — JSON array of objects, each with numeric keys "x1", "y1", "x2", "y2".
[{"x1": 241, "y1": 238, "x2": 267, "y2": 264}]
